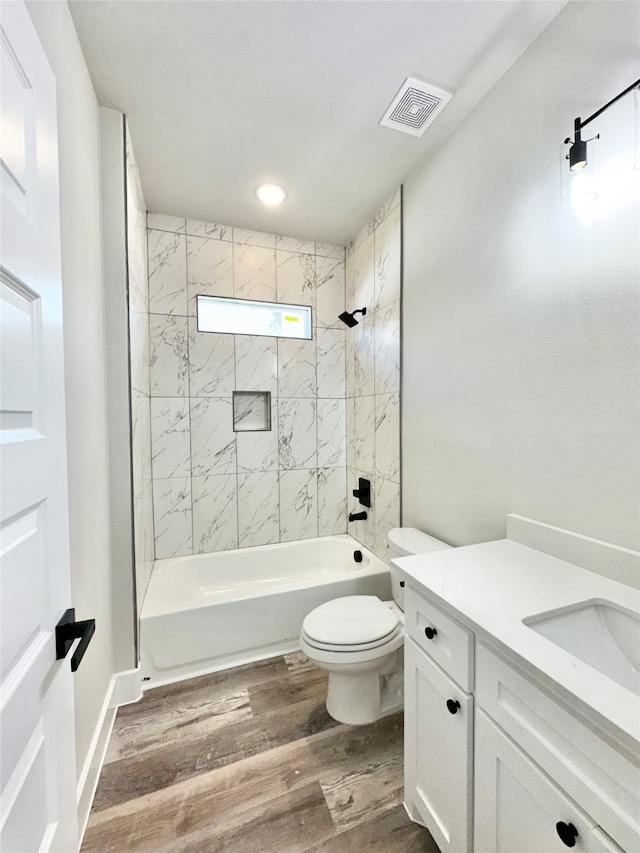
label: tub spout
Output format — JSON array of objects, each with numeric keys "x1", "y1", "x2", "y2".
[{"x1": 348, "y1": 510, "x2": 368, "y2": 522}]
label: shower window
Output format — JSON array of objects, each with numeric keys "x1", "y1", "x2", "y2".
[{"x1": 196, "y1": 295, "x2": 312, "y2": 340}]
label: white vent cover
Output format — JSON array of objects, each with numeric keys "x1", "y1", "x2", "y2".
[{"x1": 379, "y1": 76, "x2": 452, "y2": 138}]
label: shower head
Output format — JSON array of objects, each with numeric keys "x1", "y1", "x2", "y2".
[{"x1": 338, "y1": 307, "x2": 367, "y2": 327}]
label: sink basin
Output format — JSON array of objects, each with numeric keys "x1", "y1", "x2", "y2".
[{"x1": 524, "y1": 599, "x2": 640, "y2": 695}]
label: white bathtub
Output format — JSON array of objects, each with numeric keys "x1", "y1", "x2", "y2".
[{"x1": 140, "y1": 534, "x2": 391, "y2": 687}]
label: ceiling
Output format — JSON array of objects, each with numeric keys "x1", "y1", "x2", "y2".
[{"x1": 69, "y1": 0, "x2": 565, "y2": 245}]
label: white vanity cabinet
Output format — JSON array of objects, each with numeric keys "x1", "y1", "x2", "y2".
[
  {"x1": 475, "y1": 710, "x2": 625, "y2": 853},
  {"x1": 403, "y1": 584, "x2": 638, "y2": 853},
  {"x1": 475, "y1": 643, "x2": 638, "y2": 853},
  {"x1": 404, "y1": 589, "x2": 474, "y2": 853}
]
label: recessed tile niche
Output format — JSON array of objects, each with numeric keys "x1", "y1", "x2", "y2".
[{"x1": 233, "y1": 391, "x2": 271, "y2": 432}]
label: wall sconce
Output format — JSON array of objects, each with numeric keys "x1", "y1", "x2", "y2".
[{"x1": 561, "y1": 77, "x2": 640, "y2": 209}]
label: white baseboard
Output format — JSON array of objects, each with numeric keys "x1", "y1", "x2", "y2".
[
  {"x1": 76, "y1": 667, "x2": 143, "y2": 847},
  {"x1": 76, "y1": 677, "x2": 116, "y2": 844}
]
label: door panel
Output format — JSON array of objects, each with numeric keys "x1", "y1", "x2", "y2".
[
  {"x1": 0, "y1": 2, "x2": 78, "y2": 851},
  {"x1": 0, "y1": 12, "x2": 38, "y2": 223},
  {"x1": 2, "y1": 732, "x2": 50, "y2": 853},
  {"x1": 0, "y1": 274, "x2": 41, "y2": 435},
  {"x1": 0, "y1": 503, "x2": 46, "y2": 676}
]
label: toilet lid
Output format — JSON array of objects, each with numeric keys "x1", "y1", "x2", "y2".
[{"x1": 302, "y1": 596, "x2": 399, "y2": 646}]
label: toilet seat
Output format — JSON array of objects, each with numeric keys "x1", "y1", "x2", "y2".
[
  {"x1": 301, "y1": 625, "x2": 403, "y2": 653},
  {"x1": 301, "y1": 595, "x2": 401, "y2": 653}
]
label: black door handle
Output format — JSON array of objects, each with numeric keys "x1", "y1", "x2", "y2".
[
  {"x1": 56, "y1": 608, "x2": 96, "y2": 672},
  {"x1": 446, "y1": 699, "x2": 461, "y2": 714}
]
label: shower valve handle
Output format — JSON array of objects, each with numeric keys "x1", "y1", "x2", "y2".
[{"x1": 352, "y1": 477, "x2": 371, "y2": 508}]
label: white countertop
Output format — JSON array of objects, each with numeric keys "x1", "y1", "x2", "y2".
[{"x1": 393, "y1": 539, "x2": 640, "y2": 750}]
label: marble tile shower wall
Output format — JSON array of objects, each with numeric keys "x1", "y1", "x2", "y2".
[
  {"x1": 146, "y1": 213, "x2": 348, "y2": 558},
  {"x1": 345, "y1": 189, "x2": 401, "y2": 559},
  {"x1": 125, "y1": 126, "x2": 154, "y2": 604}
]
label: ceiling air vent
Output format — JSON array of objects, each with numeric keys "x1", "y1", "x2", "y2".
[{"x1": 379, "y1": 76, "x2": 452, "y2": 138}]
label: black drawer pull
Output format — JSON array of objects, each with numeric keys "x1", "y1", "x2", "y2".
[
  {"x1": 556, "y1": 822, "x2": 578, "y2": 848},
  {"x1": 56, "y1": 608, "x2": 96, "y2": 672},
  {"x1": 446, "y1": 699, "x2": 460, "y2": 714},
  {"x1": 424, "y1": 626, "x2": 437, "y2": 640}
]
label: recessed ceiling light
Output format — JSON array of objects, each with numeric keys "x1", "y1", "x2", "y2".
[{"x1": 255, "y1": 183, "x2": 287, "y2": 206}]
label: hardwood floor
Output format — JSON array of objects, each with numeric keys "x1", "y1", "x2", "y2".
[{"x1": 82, "y1": 653, "x2": 439, "y2": 852}]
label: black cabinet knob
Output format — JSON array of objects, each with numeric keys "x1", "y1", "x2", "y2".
[
  {"x1": 556, "y1": 822, "x2": 578, "y2": 848},
  {"x1": 424, "y1": 626, "x2": 437, "y2": 640},
  {"x1": 446, "y1": 699, "x2": 460, "y2": 714}
]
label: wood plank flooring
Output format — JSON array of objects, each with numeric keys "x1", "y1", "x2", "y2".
[{"x1": 82, "y1": 653, "x2": 440, "y2": 852}]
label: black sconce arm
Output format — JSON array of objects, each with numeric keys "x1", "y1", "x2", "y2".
[{"x1": 575, "y1": 78, "x2": 640, "y2": 133}]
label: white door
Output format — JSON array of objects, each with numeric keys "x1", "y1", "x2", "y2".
[
  {"x1": 1, "y1": 2, "x2": 79, "y2": 851},
  {"x1": 474, "y1": 709, "x2": 623, "y2": 853}
]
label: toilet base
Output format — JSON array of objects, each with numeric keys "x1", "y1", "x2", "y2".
[{"x1": 325, "y1": 657, "x2": 404, "y2": 726}]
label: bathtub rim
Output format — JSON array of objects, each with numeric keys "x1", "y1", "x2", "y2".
[{"x1": 141, "y1": 533, "x2": 389, "y2": 619}]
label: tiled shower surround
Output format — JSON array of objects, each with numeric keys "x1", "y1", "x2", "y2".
[
  {"x1": 147, "y1": 215, "x2": 348, "y2": 558},
  {"x1": 146, "y1": 191, "x2": 400, "y2": 562},
  {"x1": 346, "y1": 189, "x2": 401, "y2": 558}
]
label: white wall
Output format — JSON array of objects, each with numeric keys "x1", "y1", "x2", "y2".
[
  {"x1": 402, "y1": 1, "x2": 640, "y2": 551},
  {"x1": 100, "y1": 108, "x2": 138, "y2": 671},
  {"x1": 26, "y1": 1, "x2": 115, "y2": 778}
]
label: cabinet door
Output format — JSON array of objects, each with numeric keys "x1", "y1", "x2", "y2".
[
  {"x1": 476, "y1": 642, "x2": 639, "y2": 853},
  {"x1": 475, "y1": 710, "x2": 619, "y2": 853},
  {"x1": 404, "y1": 638, "x2": 473, "y2": 853}
]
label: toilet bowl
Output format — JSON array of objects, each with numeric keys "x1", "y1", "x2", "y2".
[{"x1": 300, "y1": 527, "x2": 451, "y2": 725}]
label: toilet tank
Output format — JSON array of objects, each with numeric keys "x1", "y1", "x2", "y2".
[{"x1": 387, "y1": 527, "x2": 451, "y2": 610}]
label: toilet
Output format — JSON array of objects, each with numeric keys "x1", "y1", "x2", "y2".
[{"x1": 300, "y1": 527, "x2": 451, "y2": 725}]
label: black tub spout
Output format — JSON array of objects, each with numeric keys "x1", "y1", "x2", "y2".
[{"x1": 348, "y1": 510, "x2": 368, "y2": 522}]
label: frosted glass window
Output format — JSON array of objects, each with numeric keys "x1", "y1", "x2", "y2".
[{"x1": 197, "y1": 295, "x2": 312, "y2": 340}]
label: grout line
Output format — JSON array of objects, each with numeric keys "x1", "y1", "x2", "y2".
[
  {"x1": 314, "y1": 260, "x2": 320, "y2": 537},
  {"x1": 183, "y1": 231, "x2": 195, "y2": 558},
  {"x1": 231, "y1": 237, "x2": 241, "y2": 551},
  {"x1": 145, "y1": 224, "x2": 159, "y2": 564},
  {"x1": 274, "y1": 252, "x2": 282, "y2": 544}
]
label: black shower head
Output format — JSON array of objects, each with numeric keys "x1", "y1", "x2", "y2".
[{"x1": 338, "y1": 307, "x2": 367, "y2": 327}]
